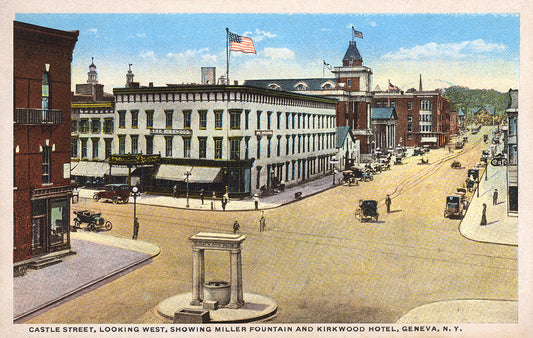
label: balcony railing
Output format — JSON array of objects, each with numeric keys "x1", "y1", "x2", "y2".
[{"x1": 15, "y1": 108, "x2": 63, "y2": 125}]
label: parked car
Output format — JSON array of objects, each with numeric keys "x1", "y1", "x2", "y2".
[{"x1": 93, "y1": 184, "x2": 131, "y2": 204}]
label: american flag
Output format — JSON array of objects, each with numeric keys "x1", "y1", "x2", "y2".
[
  {"x1": 228, "y1": 31, "x2": 256, "y2": 54},
  {"x1": 389, "y1": 82, "x2": 399, "y2": 91},
  {"x1": 352, "y1": 27, "x2": 363, "y2": 39}
]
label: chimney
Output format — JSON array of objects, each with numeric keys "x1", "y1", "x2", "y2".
[
  {"x1": 234, "y1": 80, "x2": 238, "y2": 85},
  {"x1": 419, "y1": 74, "x2": 423, "y2": 91},
  {"x1": 149, "y1": 82, "x2": 153, "y2": 87}
]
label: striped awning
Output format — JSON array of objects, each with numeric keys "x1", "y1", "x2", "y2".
[
  {"x1": 70, "y1": 161, "x2": 109, "y2": 177},
  {"x1": 155, "y1": 165, "x2": 222, "y2": 183}
]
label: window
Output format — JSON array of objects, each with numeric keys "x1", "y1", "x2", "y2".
[
  {"x1": 408, "y1": 123, "x2": 413, "y2": 132},
  {"x1": 407, "y1": 133, "x2": 413, "y2": 140},
  {"x1": 199, "y1": 110, "x2": 207, "y2": 129},
  {"x1": 91, "y1": 119, "x2": 101, "y2": 133},
  {"x1": 245, "y1": 137, "x2": 250, "y2": 159},
  {"x1": 118, "y1": 111, "x2": 126, "y2": 128},
  {"x1": 277, "y1": 112, "x2": 282, "y2": 129},
  {"x1": 285, "y1": 136, "x2": 290, "y2": 155},
  {"x1": 277, "y1": 136, "x2": 281, "y2": 156},
  {"x1": 104, "y1": 119, "x2": 114, "y2": 134},
  {"x1": 257, "y1": 111, "x2": 262, "y2": 129},
  {"x1": 215, "y1": 110, "x2": 223, "y2": 129},
  {"x1": 407, "y1": 101, "x2": 413, "y2": 110},
  {"x1": 245, "y1": 110, "x2": 250, "y2": 129},
  {"x1": 376, "y1": 101, "x2": 381, "y2": 107},
  {"x1": 421, "y1": 100, "x2": 431, "y2": 110},
  {"x1": 165, "y1": 137, "x2": 173, "y2": 157},
  {"x1": 286, "y1": 112, "x2": 290, "y2": 129},
  {"x1": 71, "y1": 120, "x2": 78, "y2": 133},
  {"x1": 391, "y1": 101, "x2": 396, "y2": 107},
  {"x1": 92, "y1": 139, "x2": 99, "y2": 158},
  {"x1": 267, "y1": 111, "x2": 272, "y2": 129},
  {"x1": 42, "y1": 72, "x2": 50, "y2": 111},
  {"x1": 118, "y1": 135, "x2": 126, "y2": 155},
  {"x1": 407, "y1": 115, "x2": 413, "y2": 122},
  {"x1": 131, "y1": 110, "x2": 138, "y2": 128},
  {"x1": 183, "y1": 137, "x2": 191, "y2": 158},
  {"x1": 81, "y1": 139, "x2": 88, "y2": 158},
  {"x1": 347, "y1": 79, "x2": 352, "y2": 87},
  {"x1": 131, "y1": 135, "x2": 138, "y2": 153},
  {"x1": 79, "y1": 119, "x2": 89, "y2": 133},
  {"x1": 146, "y1": 110, "x2": 154, "y2": 128},
  {"x1": 230, "y1": 110, "x2": 241, "y2": 129},
  {"x1": 230, "y1": 138, "x2": 240, "y2": 160},
  {"x1": 267, "y1": 137, "x2": 271, "y2": 158},
  {"x1": 256, "y1": 137, "x2": 261, "y2": 159},
  {"x1": 42, "y1": 146, "x2": 51, "y2": 184},
  {"x1": 145, "y1": 136, "x2": 153, "y2": 155},
  {"x1": 71, "y1": 138, "x2": 78, "y2": 158},
  {"x1": 214, "y1": 138, "x2": 223, "y2": 159},
  {"x1": 105, "y1": 139, "x2": 112, "y2": 158},
  {"x1": 165, "y1": 110, "x2": 173, "y2": 129},
  {"x1": 198, "y1": 137, "x2": 207, "y2": 158},
  {"x1": 183, "y1": 110, "x2": 192, "y2": 129}
]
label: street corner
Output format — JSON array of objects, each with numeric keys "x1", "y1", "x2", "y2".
[
  {"x1": 396, "y1": 299, "x2": 518, "y2": 323},
  {"x1": 70, "y1": 231, "x2": 161, "y2": 257}
]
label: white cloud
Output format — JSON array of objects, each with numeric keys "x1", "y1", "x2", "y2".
[
  {"x1": 140, "y1": 51, "x2": 157, "y2": 61},
  {"x1": 382, "y1": 39, "x2": 507, "y2": 60},
  {"x1": 85, "y1": 28, "x2": 97, "y2": 35},
  {"x1": 262, "y1": 47, "x2": 295, "y2": 60},
  {"x1": 135, "y1": 33, "x2": 146, "y2": 38},
  {"x1": 243, "y1": 29, "x2": 277, "y2": 42},
  {"x1": 368, "y1": 20, "x2": 377, "y2": 27}
]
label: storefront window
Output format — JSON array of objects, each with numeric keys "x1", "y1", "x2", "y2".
[{"x1": 50, "y1": 198, "x2": 69, "y2": 246}]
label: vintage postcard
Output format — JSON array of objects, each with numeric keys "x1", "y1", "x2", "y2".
[{"x1": 4, "y1": 1, "x2": 532, "y2": 337}]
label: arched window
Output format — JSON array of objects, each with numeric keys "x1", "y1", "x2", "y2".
[
  {"x1": 294, "y1": 82, "x2": 308, "y2": 91},
  {"x1": 268, "y1": 83, "x2": 281, "y2": 90},
  {"x1": 321, "y1": 81, "x2": 335, "y2": 90}
]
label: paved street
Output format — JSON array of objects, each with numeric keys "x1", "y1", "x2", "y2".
[{"x1": 24, "y1": 127, "x2": 517, "y2": 324}]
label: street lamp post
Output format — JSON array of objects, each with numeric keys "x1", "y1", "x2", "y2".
[
  {"x1": 131, "y1": 186, "x2": 140, "y2": 240},
  {"x1": 185, "y1": 169, "x2": 191, "y2": 208}
]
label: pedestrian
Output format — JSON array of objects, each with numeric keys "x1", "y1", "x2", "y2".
[
  {"x1": 493, "y1": 189, "x2": 498, "y2": 206},
  {"x1": 200, "y1": 189, "x2": 204, "y2": 205},
  {"x1": 253, "y1": 194, "x2": 259, "y2": 210},
  {"x1": 233, "y1": 220, "x2": 240, "y2": 234},
  {"x1": 259, "y1": 211, "x2": 266, "y2": 232},
  {"x1": 385, "y1": 194, "x2": 392, "y2": 213},
  {"x1": 222, "y1": 192, "x2": 229, "y2": 211},
  {"x1": 172, "y1": 184, "x2": 177, "y2": 198},
  {"x1": 211, "y1": 191, "x2": 216, "y2": 210},
  {"x1": 480, "y1": 203, "x2": 487, "y2": 226}
]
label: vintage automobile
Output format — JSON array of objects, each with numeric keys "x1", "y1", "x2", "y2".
[
  {"x1": 455, "y1": 142, "x2": 464, "y2": 149},
  {"x1": 73, "y1": 210, "x2": 112, "y2": 231},
  {"x1": 444, "y1": 195, "x2": 468, "y2": 218},
  {"x1": 480, "y1": 150, "x2": 490, "y2": 162},
  {"x1": 467, "y1": 168, "x2": 479, "y2": 181},
  {"x1": 463, "y1": 136, "x2": 468, "y2": 143},
  {"x1": 451, "y1": 161, "x2": 462, "y2": 169},
  {"x1": 93, "y1": 184, "x2": 131, "y2": 204},
  {"x1": 355, "y1": 200, "x2": 379, "y2": 222}
]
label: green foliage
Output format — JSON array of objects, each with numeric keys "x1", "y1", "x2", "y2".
[{"x1": 443, "y1": 86, "x2": 509, "y2": 116}]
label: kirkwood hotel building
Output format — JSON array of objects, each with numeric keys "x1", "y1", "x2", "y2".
[{"x1": 110, "y1": 84, "x2": 338, "y2": 197}]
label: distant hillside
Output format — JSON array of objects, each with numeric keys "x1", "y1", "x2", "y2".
[{"x1": 443, "y1": 86, "x2": 509, "y2": 115}]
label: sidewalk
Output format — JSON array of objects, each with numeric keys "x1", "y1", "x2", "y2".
[
  {"x1": 79, "y1": 171, "x2": 342, "y2": 211},
  {"x1": 13, "y1": 232, "x2": 160, "y2": 323},
  {"x1": 459, "y1": 147, "x2": 517, "y2": 246}
]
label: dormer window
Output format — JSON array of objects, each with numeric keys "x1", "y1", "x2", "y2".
[
  {"x1": 268, "y1": 83, "x2": 281, "y2": 90},
  {"x1": 321, "y1": 81, "x2": 335, "y2": 90},
  {"x1": 295, "y1": 82, "x2": 309, "y2": 91}
]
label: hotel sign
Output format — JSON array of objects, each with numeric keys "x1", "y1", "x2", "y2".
[
  {"x1": 150, "y1": 128, "x2": 193, "y2": 136},
  {"x1": 255, "y1": 129, "x2": 273, "y2": 136},
  {"x1": 108, "y1": 154, "x2": 161, "y2": 165}
]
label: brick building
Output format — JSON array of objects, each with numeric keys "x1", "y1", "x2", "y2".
[
  {"x1": 372, "y1": 89, "x2": 451, "y2": 148},
  {"x1": 14, "y1": 21, "x2": 78, "y2": 265}
]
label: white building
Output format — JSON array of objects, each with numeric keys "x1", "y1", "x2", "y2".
[{"x1": 110, "y1": 84, "x2": 339, "y2": 197}]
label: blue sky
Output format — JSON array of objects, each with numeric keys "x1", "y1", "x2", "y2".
[{"x1": 15, "y1": 13, "x2": 520, "y2": 92}]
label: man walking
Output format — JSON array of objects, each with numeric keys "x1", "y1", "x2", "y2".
[
  {"x1": 259, "y1": 211, "x2": 266, "y2": 232},
  {"x1": 200, "y1": 189, "x2": 204, "y2": 205},
  {"x1": 385, "y1": 194, "x2": 392, "y2": 213},
  {"x1": 493, "y1": 189, "x2": 498, "y2": 206},
  {"x1": 253, "y1": 194, "x2": 259, "y2": 210},
  {"x1": 172, "y1": 184, "x2": 177, "y2": 198},
  {"x1": 233, "y1": 220, "x2": 240, "y2": 234}
]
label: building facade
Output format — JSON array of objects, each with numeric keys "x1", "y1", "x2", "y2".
[
  {"x1": 70, "y1": 59, "x2": 115, "y2": 185},
  {"x1": 111, "y1": 84, "x2": 338, "y2": 197},
  {"x1": 371, "y1": 90, "x2": 451, "y2": 148},
  {"x1": 505, "y1": 89, "x2": 518, "y2": 213},
  {"x1": 14, "y1": 21, "x2": 78, "y2": 264}
]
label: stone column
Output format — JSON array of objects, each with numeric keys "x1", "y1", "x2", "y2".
[
  {"x1": 190, "y1": 248, "x2": 204, "y2": 305},
  {"x1": 228, "y1": 249, "x2": 244, "y2": 308}
]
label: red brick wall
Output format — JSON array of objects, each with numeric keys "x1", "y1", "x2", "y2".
[{"x1": 13, "y1": 21, "x2": 78, "y2": 262}]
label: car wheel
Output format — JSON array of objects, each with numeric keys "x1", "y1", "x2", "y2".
[
  {"x1": 74, "y1": 220, "x2": 81, "y2": 228},
  {"x1": 104, "y1": 221, "x2": 112, "y2": 231},
  {"x1": 89, "y1": 222, "x2": 96, "y2": 231},
  {"x1": 93, "y1": 194, "x2": 100, "y2": 201},
  {"x1": 112, "y1": 196, "x2": 118, "y2": 204},
  {"x1": 122, "y1": 197, "x2": 129, "y2": 204}
]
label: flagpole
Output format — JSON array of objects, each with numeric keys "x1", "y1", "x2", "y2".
[
  {"x1": 388, "y1": 79, "x2": 391, "y2": 107},
  {"x1": 226, "y1": 27, "x2": 230, "y2": 85}
]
